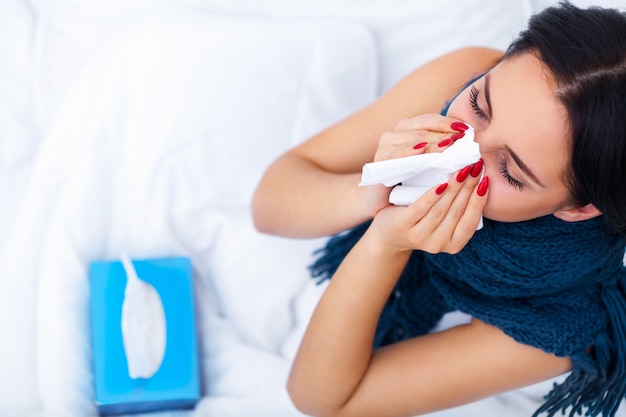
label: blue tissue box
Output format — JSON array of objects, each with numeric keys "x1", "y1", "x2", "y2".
[{"x1": 89, "y1": 257, "x2": 200, "y2": 415}]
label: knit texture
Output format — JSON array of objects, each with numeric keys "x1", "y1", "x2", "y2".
[{"x1": 310, "y1": 215, "x2": 626, "y2": 417}]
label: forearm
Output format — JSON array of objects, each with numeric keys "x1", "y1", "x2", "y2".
[
  {"x1": 252, "y1": 47, "x2": 503, "y2": 239},
  {"x1": 287, "y1": 226, "x2": 411, "y2": 416},
  {"x1": 252, "y1": 153, "x2": 381, "y2": 238}
]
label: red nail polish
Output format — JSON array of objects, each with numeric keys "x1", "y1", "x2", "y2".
[
  {"x1": 477, "y1": 176, "x2": 489, "y2": 197},
  {"x1": 451, "y1": 121, "x2": 469, "y2": 132},
  {"x1": 435, "y1": 183, "x2": 448, "y2": 195},
  {"x1": 450, "y1": 132, "x2": 465, "y2": 141},
  {"x1": 438, "y1": 138, "x2": 454, "y2": 147},
  {"x1": 456, "y1": 165, "x2": 472, "y2": 182},
  {"x1": 413, "y1": 141, "x2": 428, "y2": 149},
  {"x1": 470, "y1": 159, "x2": 483, "y2": 177}
]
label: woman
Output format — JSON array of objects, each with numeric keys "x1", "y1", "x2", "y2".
[{"x1": 252, "y1": 3, "x2": 626, "y2": 417}]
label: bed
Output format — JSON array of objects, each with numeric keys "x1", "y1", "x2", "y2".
[{"x1": 1, "y1": 0, "x2": 624, "y2": 416}]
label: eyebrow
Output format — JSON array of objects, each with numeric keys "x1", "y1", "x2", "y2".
[{"x1": 504, "y1": 145, "x2": 546, "y2": 188}]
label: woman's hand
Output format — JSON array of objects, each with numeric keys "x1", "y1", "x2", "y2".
[
  {"x1": 363, "y1": 114, "x2": 472, "y2": 217},
  {"x1": 370, "y1": 160, "x2": 489, "y2": 255},
  {"x1": 372, "y1": 113, "x2": 469, "y2": 162}
]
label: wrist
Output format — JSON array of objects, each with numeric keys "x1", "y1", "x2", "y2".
[
  {"x1": 360, "y1": 224, "x2": 413, "y2": 264},
  {"x1": 352, "y1": 180, "x2": 391, "y2": 220}
]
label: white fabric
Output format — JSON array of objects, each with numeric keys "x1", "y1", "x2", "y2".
[
  {"x1": 1, "y1": 12, "x2": 375, "y2": 417},
  {"x1": 0, "y1": 2, "x2": 42, "y2": 415}
]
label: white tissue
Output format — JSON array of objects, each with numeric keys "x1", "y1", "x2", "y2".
[
  {"x1": 120, "y1": 254, "x2": 167, "y2": 379},
  {"x1": 360, "y1": 127, "x2": 483, "y2": 228}
]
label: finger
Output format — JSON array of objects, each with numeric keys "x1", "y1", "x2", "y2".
[
  {"x1": 449, "y1": 176, "x2": 489, "y2": 249},
  {"x1": 398, "y1": 178, "x2": 461, "y2": 244},
  {"x1": 375, "y1": 131, "x2": 420, "y2": 161},
  {"x1": 427, "y1": 164, "x2": 480, "y2": 231},
  {"x1": 412, "y1": 128, "x2": 467, "y2": 155},
  {"x1": 376, "y1": 131, "x2": 443, "y2": 161},
  {"x1": 415, "y1": 160, "x2": 483, "y2": 249},
  {"x1": 435, "y1": 131, "x2": 466, "y2": 149},
  {"x1": 383, "y1": 115, "x2": 472, "y2": 159},
  {"x1": 400, "y1": 181, "x2": 450, "y2": 228},
  {"x1": 428, "y1": 170, "x2": 487, "y2": 253},
  {"x1": 395, "y1": 113, "x2": 471, "y2": 134}
]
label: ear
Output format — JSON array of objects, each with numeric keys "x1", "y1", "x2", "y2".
[{"x1": 553, "y1": 203, "x2": 602, "y2": 222}]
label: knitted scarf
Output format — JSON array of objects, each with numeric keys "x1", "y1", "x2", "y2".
[{"x1": 309, "y1": 215, "x2": 626, "y2": 417}]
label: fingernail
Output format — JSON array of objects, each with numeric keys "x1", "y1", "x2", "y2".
[
  {"x1": 435, "y1": 183, "x2": 448, "y2": 195},
  {"x1": 477, "y1": 176, "x2": 489, "y2": 197},
  {"x1": 451, "y1": 121, "x2": 469, "y2": 132},
  {"x1": 413, "y1": 141, "x2": 428, "y2": 150},
  {"x1": 470, "y1": 159, "x2": 484, "y2": 177},
  {"x1": 456, "y1": 165, "x2": 472, "y2": 183},
  {"x1": 450, "y1": 132, "x2": 465, "y2": 141},
  {"x1": 438, "y1": 138, "x2": 455, "y2": 147}
]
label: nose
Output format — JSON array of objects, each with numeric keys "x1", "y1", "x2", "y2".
[{"x1": 472, "y1": 129, "x2": 495, "y2": 157}]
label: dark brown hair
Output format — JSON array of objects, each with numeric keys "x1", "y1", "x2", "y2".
[{"x1": 505, "y1": 2, "x2": 626, "y2": 233}]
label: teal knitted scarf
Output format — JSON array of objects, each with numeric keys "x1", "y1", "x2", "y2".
[{"x1": 310, "y1": 215, "x2": 626, "y2": 417}]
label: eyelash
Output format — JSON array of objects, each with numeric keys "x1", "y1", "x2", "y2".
[
  {"x1": 497, "y1": 156, "x2": 525, "y2": 190},
  {"x1": 469, "y1": 85, "x2": 524, "y2": 190},
  {"x1": 469, "y1": 86, "x2": 489, "y2": 121},
  {"x1": 468, "y1": 84, "x2": 524, "y2": 190}
]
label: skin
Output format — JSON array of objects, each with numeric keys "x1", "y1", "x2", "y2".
[
  {"x1": 252, "y1": 47, "x2": 602, "y2": 417},
  {"x1": 252, "y1": 47, "x2": 502, "y2": 238},
  {"x1": 445, "y1": 52, "x2": 599, "y2": 223}
]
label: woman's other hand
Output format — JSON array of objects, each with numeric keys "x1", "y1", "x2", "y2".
[
  {"x1": 370, "y1": 161, "x2": 489, "y2": 255},
  {"x1": 362, "y1": 114, "x2": 472, "y2": 219},
  {"x1": 373, "y1": 114, "x2": 469, "y2": 162}
]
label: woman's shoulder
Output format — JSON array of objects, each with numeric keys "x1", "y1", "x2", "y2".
[
  {"x1": 377, "y1": 47, "x2": 503, "y2": 118},
  {"x1": 402, "y1": 46, "x2": 503, "y2": 92},
  {"x1": 439, "y1": 46, "x2": 504, "y2": 63}
]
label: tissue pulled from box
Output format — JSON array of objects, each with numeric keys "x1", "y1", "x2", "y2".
[
  {"x1": 120, "y1": 254, "x2": 167, "y2": 379},
  {"x1": 359, "y1": 127, "x2": 481, "y2": 205}
]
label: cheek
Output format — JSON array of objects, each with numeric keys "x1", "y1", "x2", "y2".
[
  {"x1": 480, "y1": 161, "x2": 542, "y2": 221},
  {"x1": 481, "y1": 168, "x2": 517, "y2": 220},
  {"x1": 480, "y1": 171, "x2": 564, "y2": 222},
  {"x1": 481, "y1": 184, "x2": 522, "y2": 221},
  {"x1": 482, "y1": 191, "x2": 549, "y2": 223}
]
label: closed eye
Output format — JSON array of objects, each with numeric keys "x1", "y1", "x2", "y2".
[
  {"x1": 469, "y1": 86, "x2": 489, "y2": 121},
  {"x1": 497, "y1": 154, "x2": 525, "y2": 190}
]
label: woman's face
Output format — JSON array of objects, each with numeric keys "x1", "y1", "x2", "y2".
[{"x1": 446, "y1": 52, "x2": 571, "y2": 222}]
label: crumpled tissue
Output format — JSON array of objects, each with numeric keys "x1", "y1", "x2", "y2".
[
  {"x1": 120, "y1": 254, "x2": 167, "y2": 379},
  {"x1": 359, "y1": 126, "x2": 483, "y2": 229}
]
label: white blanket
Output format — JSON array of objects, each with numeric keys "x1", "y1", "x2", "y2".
[{"x1": 1, "y1": 13, "x2": 376, "y2": 416}]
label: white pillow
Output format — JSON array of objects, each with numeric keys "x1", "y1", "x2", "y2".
[
  {"x1": 30, "y1": 0, "x2": 625, "y2": 131},
  {"x1": 257, "y1": 0, "x2": 534, "y2": 92},
  {"x1": 30, "y1": 0, "x2": 535, "y2": 130}
]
